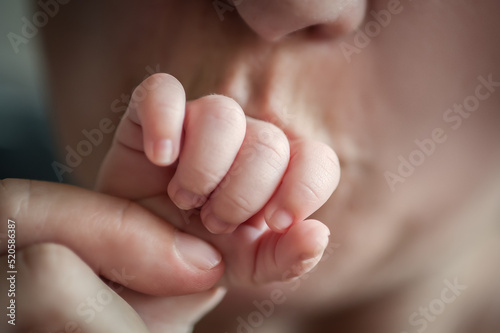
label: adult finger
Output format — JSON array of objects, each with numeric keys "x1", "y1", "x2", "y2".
[
  {"x1": 0, "y1": 243, "x2": 151, "y2": 333},
  {"x1": 0, "y1": 179, "x2": 224, "y2": 296},
  {"x1": 123, "y1": 287, "x2": 227, "y2": 333}
]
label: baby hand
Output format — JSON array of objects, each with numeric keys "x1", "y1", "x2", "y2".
[{"x1": 97, "y1": 73, "x2": 340, "y2": 285}]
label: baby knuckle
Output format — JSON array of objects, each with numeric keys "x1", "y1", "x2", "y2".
[
  {"x1": 315, "y1": 142, "x2": 341, "y2": 187},
  {"x1": 203, "y1": 95, "x2": 246, "y2": 128},
  {"x1": 252, "y1": 123, "x2": 290, "y2": 161},
  {"x1": 296, "y1": 179, "x2": 323, "y2": 203},
  {"x1": 226, "y1": 194, "x2": 254, "y2": 216},
  {"x1": 131, "y1": 73, "x2": 185, "y2": 106},
  {"x1": 184, "y1": 166, "x2": 222, "y2": 194},
  {"x1": 148, "y1": 73, "x2": 184, "y2": 93}
]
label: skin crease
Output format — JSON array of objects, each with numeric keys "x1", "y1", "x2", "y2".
[{"x1": 41, "y1": 0, "x2": 500, "y2": 332}]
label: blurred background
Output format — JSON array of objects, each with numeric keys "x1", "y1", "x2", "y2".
[{"x1": 0, "y1": 1, "x2": 59, "y2": 182}]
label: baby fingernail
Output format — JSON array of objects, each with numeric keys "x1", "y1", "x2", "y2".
[
  {"x1": 203, "y1": 214, "x2": 235, "y2": 234},
  {"x1": 174, "y1": 231, "x2": 222, "y2": 270},
  {"x1": 269, "y1": 209, "x2": 293, "y2": 231},
  {"x1": 173, "y1": 188, "x2": 206, "y2": 210},
  {"x1": 295, "y1": 255, "x2": 322, "y2": 277},
  {"x1": 155, "y1": 139, "x2": 173, "y2": 165}
]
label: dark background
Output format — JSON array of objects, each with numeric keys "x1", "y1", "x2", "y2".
[{"x1": 0, "y1": 1, "x2": 59, "y2": 182}]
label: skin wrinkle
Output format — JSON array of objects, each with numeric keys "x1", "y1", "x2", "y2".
[
  {"x1": 2, "y1": 180, "x2": 32, "y2": 221},
  {"x1": 2, "y1": 179, "x2": 31, "y2": 224}
]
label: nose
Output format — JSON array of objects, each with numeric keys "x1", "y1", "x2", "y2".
[{"x1": 234, "y1": 0, "x2": 367, "y2": 41}]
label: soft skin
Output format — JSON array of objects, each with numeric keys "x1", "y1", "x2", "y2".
[
  {"x1": 96, "y1": 73, "x2": 339, "y2": 287},
  {"x1": 32, "y1": 0, "x2": 500, "y2": 332}
]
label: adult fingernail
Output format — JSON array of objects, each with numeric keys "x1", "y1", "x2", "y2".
[
  {"x1": 155, "y1": 139, "x2": 173, "y2": 165},
  {"x1": 173, "y1": 188, "x2": 206, "y2": 210},
  {"x1": 174, "y1": 231, "x2": 222, "y2": 270},
  {"x1": 269, "y1": 209, "x2": 294, "y2": 232}
]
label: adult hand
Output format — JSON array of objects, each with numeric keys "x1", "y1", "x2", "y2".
[{"x1": 0, "y1": 179, "x2": 225, "y2": 333}]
